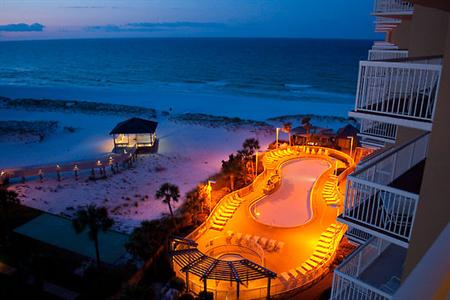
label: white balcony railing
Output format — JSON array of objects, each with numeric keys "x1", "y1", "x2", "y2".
[
  {"x1": 331, "y1": 237, "x2": 395, "y2": 300},
  {"x1": 359, "y1": 119, "x2": 397, "y2": 142},
  {"x1": 368, "y1": 50, "x2": 408, "y2": 61},
  {"x1": 375, "y1": 17, "x2": 402, "y2": 24},
  {"x1": 373, "y1": 0, "x2": 414, "y2": 15},
  {"x1": 372, "y1": 42, "x2": 399, "y2": 50},
  {"x1": 346, "y1": 226, "x2": 373, "y2": 244},
  {"x1": 355, "y1": 57, "x2": 442, "y2": 124},
  {"x1": 341, "y1": 133, "x2": 429, "y2": 244}
]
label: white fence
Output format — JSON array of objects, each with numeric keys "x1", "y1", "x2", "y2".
[
  {"x1": 359, "y1": 119, "x2": 397, "y2": 142},
  {"x1": 373, "y1": 0, "x2": 414, "y2": 15},
  {"x1": 368, "y1": 50, "x2": 408, "y2": 61},
  {"x1": 331, "y1": 237, "x2": 393, "y2": 300},
  {"x1": 343, "y1": 133, "x2": 429, "y2": 242},
  {"x1": 355, "y1": 57, "x2": 442, "y2": 122},
  {"x1": 375, "y1": 17, "x2": 401, "y2": 24}
]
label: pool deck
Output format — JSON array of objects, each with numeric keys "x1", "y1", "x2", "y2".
[
  {"x1": 176, "y1": 146, "x2": 355, "y2": 298},
  {"x1": 196, "y1": 157, "x2": 340, "y2": 274}
]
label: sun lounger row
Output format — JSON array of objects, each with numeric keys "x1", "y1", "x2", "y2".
[
  {"x1": 210, "y1": 194, "x2": 243, "y2": 231},
  {"x1": 322, "y1": 175, "x2": 341, "y2": 206},
  {"x1": 279, "y1": 223, "x2": 343, "y2": 287},
  {"x1": 264, "y1": 147, "x2": 331, "y2": 167},
  {"x1": 226, "y1": 231, "x2": 285, "y2": 252}
]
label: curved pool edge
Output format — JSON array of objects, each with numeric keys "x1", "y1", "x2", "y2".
[{"x1": 248, "y1": 157, "x2": 332, "y2": 229}]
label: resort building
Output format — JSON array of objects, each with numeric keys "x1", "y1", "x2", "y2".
[
  {"x1": 331, "y1": 1, "x2": 450, "y2": 299},
  {"x1": 110, "y1": 117, "x2": 158, "y2": 152}
]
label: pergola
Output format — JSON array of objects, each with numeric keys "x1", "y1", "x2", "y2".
[{"x1": 169, "y1": 237, "x2": 277, "y2": 299}]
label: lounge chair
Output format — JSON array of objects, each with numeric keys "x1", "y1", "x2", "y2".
[
  {"x1": 279, "y1": 272, "x2": 291, "y2": 286},
  {"x1": 218, "y1": 208, "x2": 233, "y2": 218},
  {"x1": 212, "y1": 217, "x2": 227, "y2": 226},
  {"x1": 251, "y1": 236, "x2": 260, "y2": 244},
  {"x1": 275, "y1": 241, "x2": 285, "y2": 251},
  {"x1": 243, "y1": 234, "x2": 252, "y2": 244},
  {"x1": 258, "y1": 237, "x2": 268, "y2": 247},
  {"x1": 266, "y1": 239, "x2": 276, "y2": 251},
  {"x1": 235, "y1": 232, "x2": 243, "y2": 243}
]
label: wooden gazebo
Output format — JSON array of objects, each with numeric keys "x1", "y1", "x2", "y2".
[
  {"x1": 169, "y1": 237, "x2": 277, "y2": 299},
  {"x1": 109, "y1": 117, "x2": 158, "y2": 152}
]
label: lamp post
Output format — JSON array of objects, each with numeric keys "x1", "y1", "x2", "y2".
[
  {"x1": 347, "y1": 136, "x2": 354, "y2": 158},
  {"x1": 255, "y1": 151, "x2": 259, "y2": 177},
  {"x1": 276, "y1": 128, "x2": 280, "y2": 148},
  {"x1": 206, "y1": 180, "x2": 216, "y2": 211}
]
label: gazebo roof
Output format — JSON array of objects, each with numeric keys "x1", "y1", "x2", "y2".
[
  {"x1": 170, "y1": 237, "x2": 276, "y2": 283},
  {"x1": 109, "y1": 117, "x2": 158, "y2": 135}
]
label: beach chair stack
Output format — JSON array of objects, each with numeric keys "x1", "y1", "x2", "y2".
[
  {"x1": 321, "y1": 175, "x2": 342, "y2": 206},
  {"x1": 279, "y1": 223, "x2": 344, "y2": 288},
  {"x1": 210, "y1": 194, "x2": 243, "y2": 231}
]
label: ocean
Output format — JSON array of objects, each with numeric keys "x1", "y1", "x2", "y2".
[{"x1": 0, "y1": 38, "x2": 371, "y2": 119}]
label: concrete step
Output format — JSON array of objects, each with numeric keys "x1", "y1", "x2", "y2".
[{"x1": 321, "y1": 232, "x2": 334, "y2": 238}]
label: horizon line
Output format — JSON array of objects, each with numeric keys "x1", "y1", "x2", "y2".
[{"x1": 0, "y1": 36, "x2": 379, "y2": 43}]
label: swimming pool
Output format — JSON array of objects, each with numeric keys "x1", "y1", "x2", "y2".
[{"x1": 250, "y1": 159, "x2": 330, "y2": 228}]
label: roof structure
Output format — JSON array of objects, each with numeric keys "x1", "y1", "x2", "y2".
[
  {"x1": 109, "y1": 117, "x2": 158, "y2": 135},
  {"x1": 15, "y1": 213, "x2": 128, "y2": 265},
  {"x1": 337, "y1": 124, "x2": 359, "y2": 138},
  {"x1": 172, "y1": 248, "x2": 276, "y2": 282},
  {"x1": 169, "y1": 237, "x2": 276, "y2": 286}
]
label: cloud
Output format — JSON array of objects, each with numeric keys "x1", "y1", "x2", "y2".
[
  {"x1": 0, "y1": 23, "x2": 45, "y2": 32},
  {"x1": 87, "y1": 22, "x2": 226, "y2": 32}
]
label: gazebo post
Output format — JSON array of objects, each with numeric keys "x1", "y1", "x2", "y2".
[
  {"x1": 266, "y1": 277, "x2": 271, "y2": 299},
  {"x1": 203, "y1": 278, "x2": 207, "y2": 294},
  {"x1": 236, "y1": 281, "x2": 240, "y2": 299},
  {"x1": 185, "y1": 271, "x2": 189, "y2": 292}
]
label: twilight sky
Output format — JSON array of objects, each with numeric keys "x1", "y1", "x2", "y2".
[{"x1": 0, "y1": 0, "x2": 380, "y2": 40}]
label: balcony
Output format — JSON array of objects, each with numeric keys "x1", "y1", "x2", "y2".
[
  {"x1": 339, "y1": 133, "x2": 429, "y2": 247},
  {"x1": 351, "y1": 56, "x2": 442, "y2": 131},
  {"x1": 373, "y1": 0, "x2": 414, "y2": 16},
  {"x1": 374, "y1": 17, "x2": 402, "y2": 33},
  {"x1": 368, "y1": 49, "x2": 408, "y2": 61},
  {"x1": 359, "y1": 119, "x2": 397, "y2": 148},
  {"x1": 372, "y1": 42, "x2": 399, "y2": 50},
  {"x1": 331, "y1": 237, "x2": 406, "y2": 300}
]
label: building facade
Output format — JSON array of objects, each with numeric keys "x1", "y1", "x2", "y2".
[{"x1": 331, "y1": 1, "x2": 450, "y2": 299}]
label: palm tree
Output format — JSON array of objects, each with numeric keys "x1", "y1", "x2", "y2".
[
  {"x1": 282, "y1": 123, "x2": 292, "y2": 146},
  {"x1": 238, "y1": 138, "x2": 260, "y2": 180},
  {"x1": 301, "y1": 117, "x2": 313, "y2": 143},
  {"x1": 0, "y1": 188, "x2": 19, "y2": 244},
  {"x1": 72, "y1": 205, "x2": 114, "y2": 269},
  {"x1": 221, "y1": 154, "x2": 243, "y2": 191},
  {"x1": 155, "y1": 183, "x2": 180, "y2": 223},
  {"x1": 241, "y1": 138, "x2": 260, "y2": 158}
]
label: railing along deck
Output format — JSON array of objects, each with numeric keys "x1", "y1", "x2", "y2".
[
  {"x1": 354, "y1": 56, "x2": 442, "y2": 124},
  {"x1": 340, "y1": 133, "x2": 429, "y2": 245},
  {"x1": 331, "y1": 237, "x2": 393, "y2": 300},
  {"x1": 373, "y1": 0, "x2": 414, "y2": 15},
  {"x1": 359, "y1": 119, "x2": 397, "y2": 143},
  {"x1": 368, "y1": 49, "x2": 408, "y2": 61}
]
